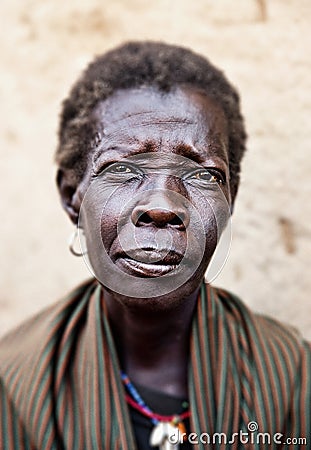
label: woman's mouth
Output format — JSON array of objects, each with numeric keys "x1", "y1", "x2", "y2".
[{"x1": 115, "y1": 248, "x2": 183, "y2": 277}]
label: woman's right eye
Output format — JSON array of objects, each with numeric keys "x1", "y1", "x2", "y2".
[
  {"x1": 102, "y1": 162, "x2": 141, "y2": 175},
  {"x1": 109, "y1": 164, "x2": 133, "y2": 173}
]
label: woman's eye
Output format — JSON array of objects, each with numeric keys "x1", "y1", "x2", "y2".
[
  {"x1": 93, "y1": 161, "x2": 144, "y2": 180},
  {"x1": 188, "y1": 169, "x2": 224, "y2": 184},
  {"x1": 110, "y1": 164, "x2": 134, "y2": 173}
]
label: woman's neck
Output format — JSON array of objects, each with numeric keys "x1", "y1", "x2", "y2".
[{"x1": 103, "y1": 287, "x2": 200, "y2": 397}]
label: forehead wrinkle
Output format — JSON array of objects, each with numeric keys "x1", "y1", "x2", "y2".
[
  {"x1": 92, "y1": 142, "x2": 157, "y2": 166},
  {"x1": 93, "y1": 115, "x2": 193, "y2": 143},
  {"x1": 93, "y1": 106, "x2": 195, "y2": 133},
  {"x1": 91, "y1": 118, "x2": 194, "y2": 161},
  {"x1": 98, "y1": 105, "x2": 195, "y2": 124},
  {"x1": 101, "y1": 118, "x2": 195, "y2": 136}
]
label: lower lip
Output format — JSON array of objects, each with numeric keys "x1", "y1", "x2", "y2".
[{"x1": 117, "y1": 257, "x2": 179, "y2": 277}]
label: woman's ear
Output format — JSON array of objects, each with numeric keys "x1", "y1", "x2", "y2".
[{"x1": 56, "y1": 169, "x2": 80, "y2": 225}]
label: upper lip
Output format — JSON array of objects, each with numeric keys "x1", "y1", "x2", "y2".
[{"x1": 117, "y1": 248, "x2": 184, "y2": 265}]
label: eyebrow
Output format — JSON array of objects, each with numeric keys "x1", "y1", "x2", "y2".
[
  {"x1": 93, "y1": 141, "x2": 204, "y2": 162},
  {"x1": 174, "y1": 144, "x2": 204, "y2": 163},
  {"x1": 174, "y1": 143, "x2": 229, "y2": 167},
  {"x1": 92, "y1": 142, "x2": 151, "y2": 165},
  {"x1": 92, "y1": 127, "x2": 229, "y2": 166}
]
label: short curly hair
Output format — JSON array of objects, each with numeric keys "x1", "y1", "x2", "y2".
[{"x1": 56, "y1": 41, "x2": 247, "y2": 193}]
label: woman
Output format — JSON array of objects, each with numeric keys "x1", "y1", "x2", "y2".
[{"x1": 0, "y1": 42, "x2": 310, "y2": 450}]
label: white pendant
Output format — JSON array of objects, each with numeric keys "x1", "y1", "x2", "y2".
[{"x1": 150, "y1": 421, "x2": 184, "y2": 449}]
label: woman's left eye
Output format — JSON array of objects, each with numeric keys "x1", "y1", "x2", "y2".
[
  {"x1": 110, "y1": 164, "x2": 134, "y2": 173},
  {"x1": 187, "y1": 169, "x2": 224, "y2": 184}
]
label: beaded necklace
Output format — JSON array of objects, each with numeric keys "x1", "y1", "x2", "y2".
[{"x1": 121, "y1": 372, "x2": 190, "y2": 448}]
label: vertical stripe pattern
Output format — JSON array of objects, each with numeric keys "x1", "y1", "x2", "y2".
[{"x1": 1, "y1": 280, "x2": 310, "y2": 449}]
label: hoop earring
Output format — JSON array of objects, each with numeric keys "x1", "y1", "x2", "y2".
[{"x1": 69, "y1": 227, "x2": 86, "y2": 257}]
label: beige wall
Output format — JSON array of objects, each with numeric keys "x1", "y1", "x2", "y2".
[{"x1": 1, "y1": 0, "x2": 310, "y2": 338}]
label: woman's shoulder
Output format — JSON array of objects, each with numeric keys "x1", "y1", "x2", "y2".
[
  {"x1": 0, "y1": 278, "x2": 97, "y2": 373},
  {"x1": 210, "y1": 283, "x2": 311, "y2": 359}
]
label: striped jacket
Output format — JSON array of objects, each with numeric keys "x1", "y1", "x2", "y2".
[{"x1": 0, "y1": 280, "x2": 310, "y2": 449}]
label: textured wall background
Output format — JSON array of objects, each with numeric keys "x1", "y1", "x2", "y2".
[{"x1": 1, "y1": 0, "x2": 310, "y2": 338}]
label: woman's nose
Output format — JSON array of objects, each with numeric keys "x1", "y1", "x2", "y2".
[{"x1": 131, "y1": 193, "x2": 190, "y2": 229}]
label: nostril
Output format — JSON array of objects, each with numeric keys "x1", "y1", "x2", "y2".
[
  {"x1": 134, "y1": 208, "x2": 187, "y2": 229},
  {"x1": 136, "y1": 212, "x2": 153, "y2": 225},
  {"x1": 170, "y1": 215, "x2": 184, "y2": 227}
]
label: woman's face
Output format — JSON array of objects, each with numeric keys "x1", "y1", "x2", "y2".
[{"x1": 73, "y1": 86, "x2": 232, "y2": 302}]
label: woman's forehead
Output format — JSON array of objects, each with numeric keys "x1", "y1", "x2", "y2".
[
  {"x1": 88, "y1": 86, "x2": 229, "y2": 164},
  {"x1": 92, "y1": 86, "x2": 227, "y2": 132}
]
